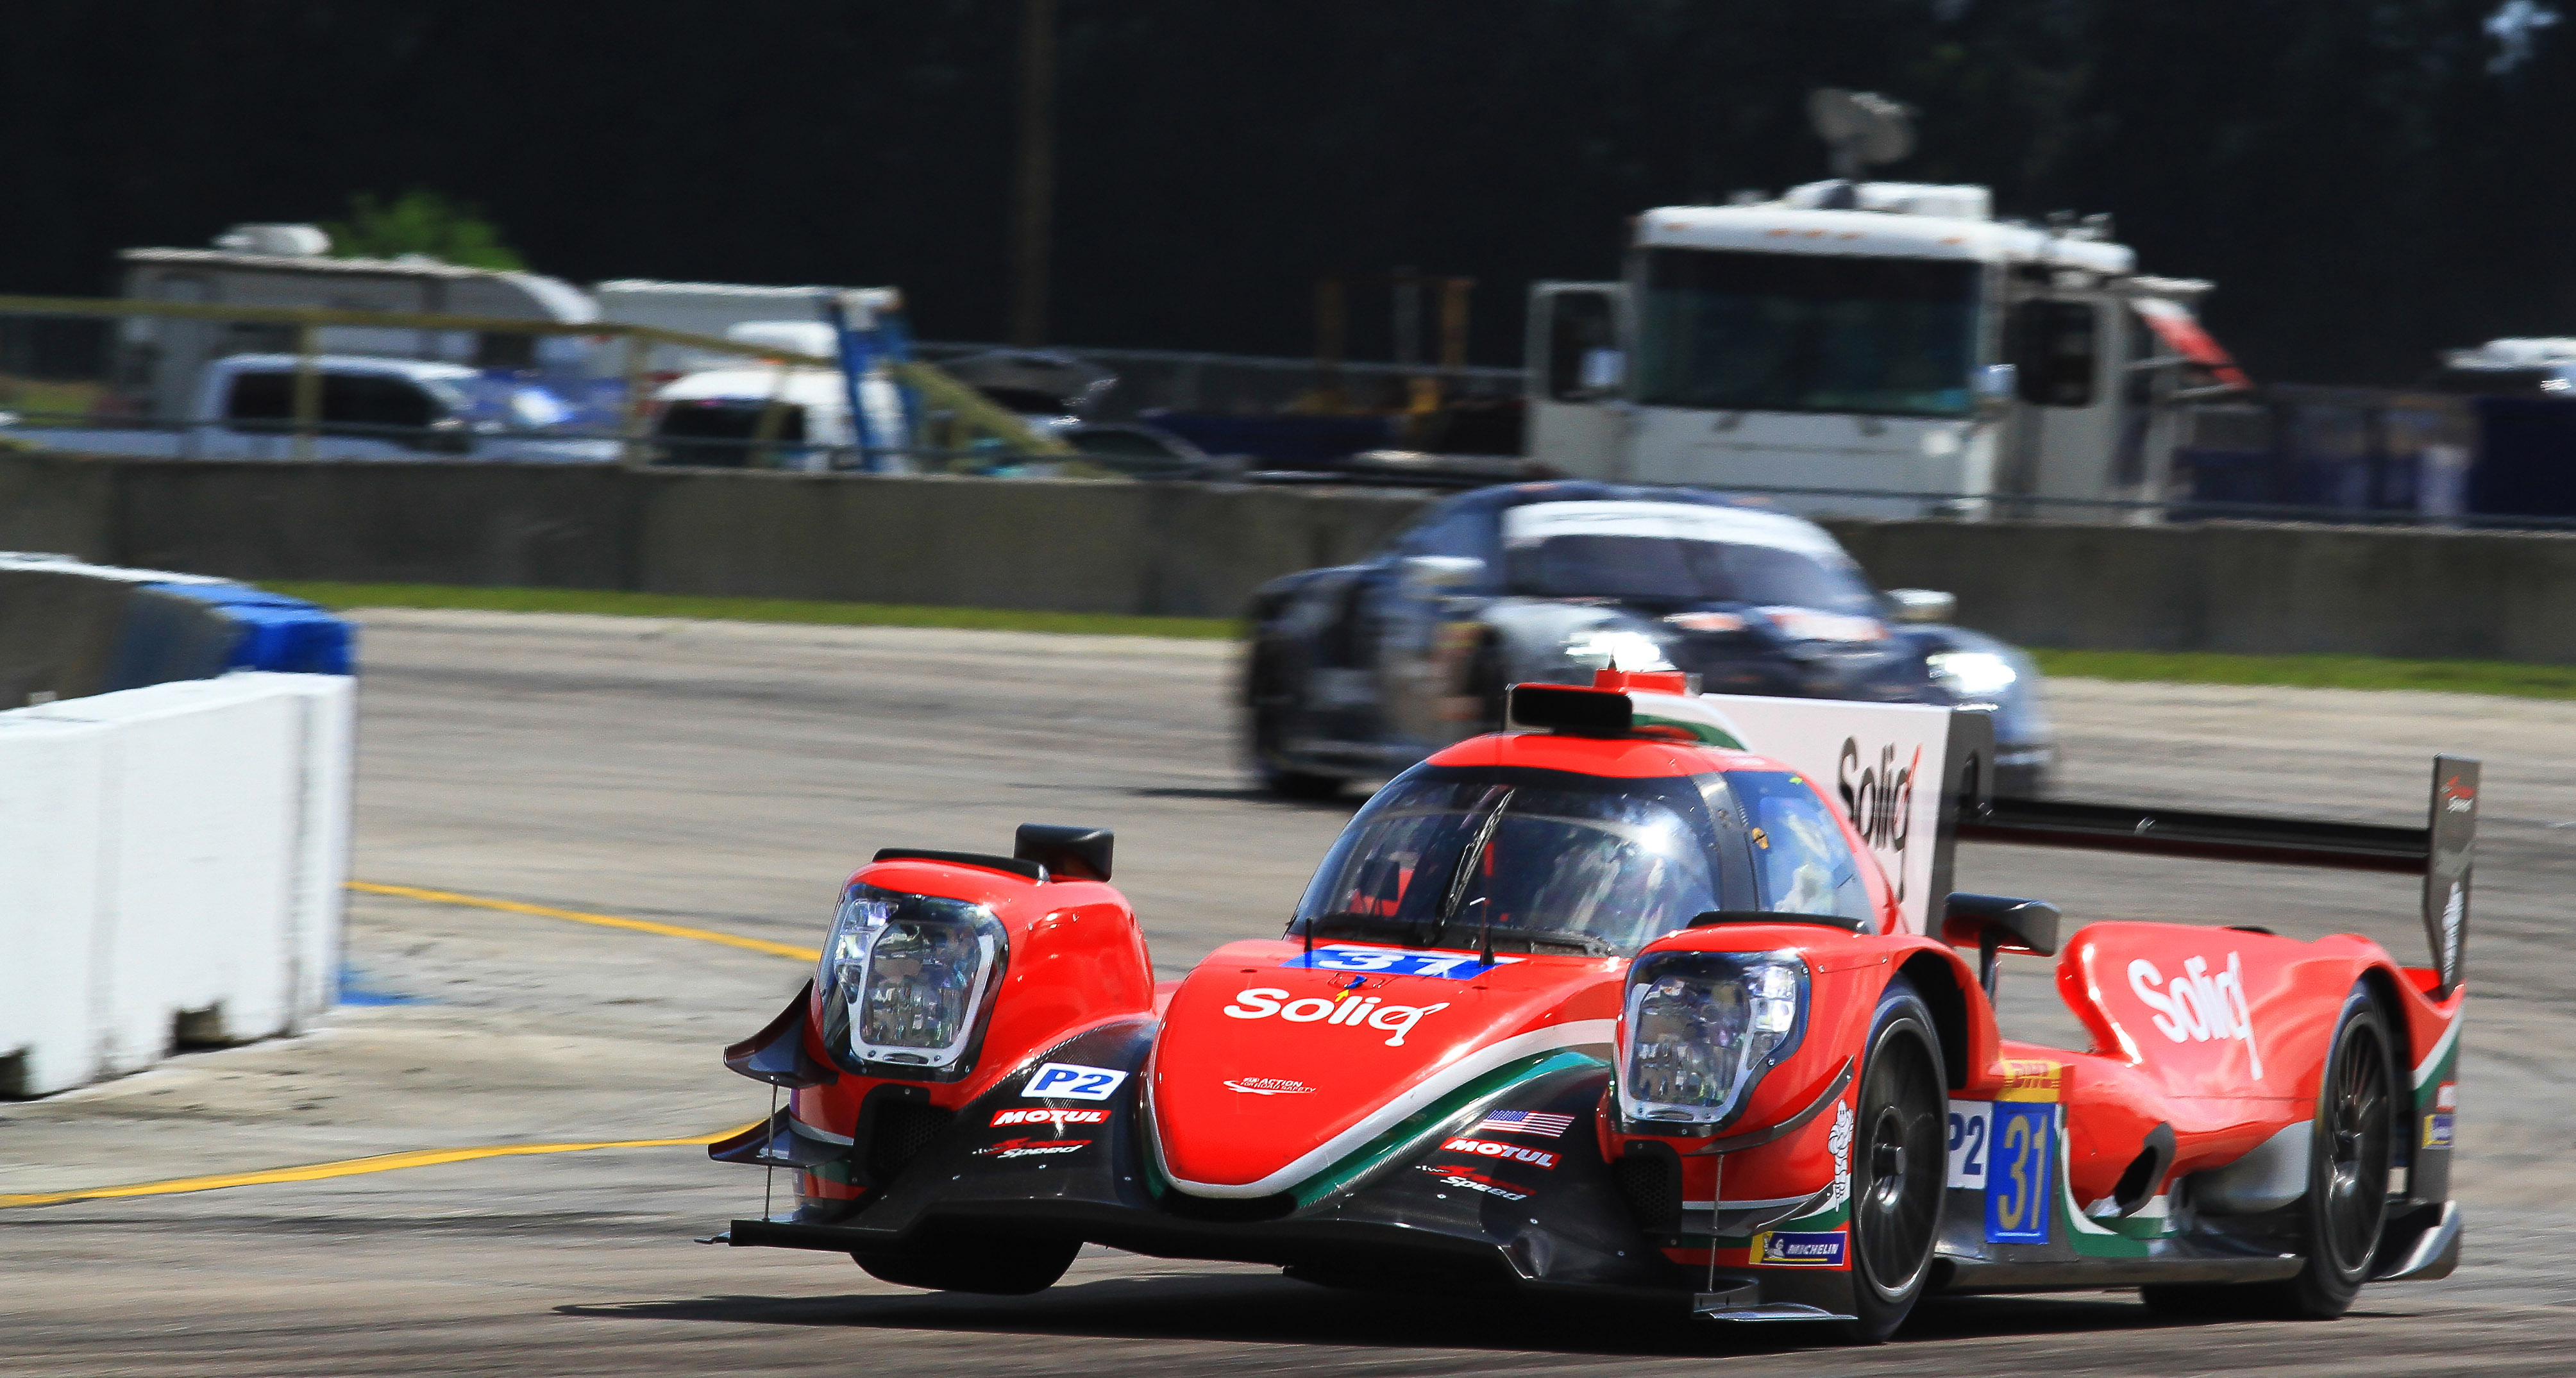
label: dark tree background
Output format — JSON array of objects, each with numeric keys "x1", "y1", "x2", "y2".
[{"x1": 4, "y1": 0, "x2": 2569, "y2": 382}]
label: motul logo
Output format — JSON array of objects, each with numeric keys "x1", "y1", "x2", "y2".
[
  {"x1": 1438, "y1": 1136, "x2": 1559, "y2": 1169},
  {"x1": 991, "y1": 1108, "x2": 1110, "y2": 1127},
  {"x1": 2127, "y1": 952, "x2": 2264, "y2": 1079},
  {"x1": 1837, "y1": 738, "x2": 1917, "y2": 901}
]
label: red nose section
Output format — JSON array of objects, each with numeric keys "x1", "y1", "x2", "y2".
[{"x1": 1149, "y1": 940, "x2": 1622, "y2": 1198}]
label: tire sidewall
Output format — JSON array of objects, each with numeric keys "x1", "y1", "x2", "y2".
[
  {"x1": 1844, "y1": 975, "x2": 1948, "y2": 1342},
  {"x1": 2295, "y1": 986, "x2": 2398, "y2": 1313}
]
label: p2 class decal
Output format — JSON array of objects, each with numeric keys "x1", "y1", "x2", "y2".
[
  {"x1": 1985, "y1": 1103, "x2": 2057, "y2": 1245},
  {"x1": 1751, "y1": 1230, "x2": 1848, "y2": 1267},
  {"x1": 1279, "y1": 945, "x2": 1519, "y2": 980},
  {"x1": 991, "y1": 1107, "x2": 1111, "y2": 1128},
  {"x1": 973, "y1": 1137, "x2": 1092, "y2": 1159},
  {"x1": 1024, "y1": 1062, "x2": 1130, "y2": 1101},
  {"x1": 1947, "y1": 1100, "x2": 1992, "y2": 1188}
]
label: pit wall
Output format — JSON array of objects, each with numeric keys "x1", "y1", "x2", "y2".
[
  {"x1": 7, "y1": 451, "x2": 2576, "y2": 663},
  {"x1": 0, "y1": 673, "x2": 353, "y2": 1096}
]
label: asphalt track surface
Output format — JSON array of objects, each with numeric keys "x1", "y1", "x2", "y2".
[{"x1": 6, "y1": 609, "x2": 2576, "y2": 1376}]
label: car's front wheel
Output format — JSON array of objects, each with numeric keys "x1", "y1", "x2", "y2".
[
  {"x1": 852, "y1": 1232, "x2": 1081, "y2": 1294},
  {"x1": 1839, "y1": 976, "x2": 1948, "y2": 1345}
]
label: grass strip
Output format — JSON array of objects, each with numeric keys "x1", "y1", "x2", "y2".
[
  {"x1": 2028, "y1": 648, "x2": 2576, "y2": 701},
  {"x1": 267, "y1": 581, "x2": 1242, "y2": 639},
  {"x1": 265, "y1": 581, "x2": 2576, "y2": 698}
]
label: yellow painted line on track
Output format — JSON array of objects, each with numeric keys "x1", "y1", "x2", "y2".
[
  {"x1": 349, "y1": 880, "x2": 819, "y2": 962},
  {"x1": 0, "y1": 1121, "x2": 763, "y2": 1209}
]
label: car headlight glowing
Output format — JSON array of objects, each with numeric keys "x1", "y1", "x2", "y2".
[
  {"x1": 816, "y1": 884, "x2": 1006, "y2": 1078},
  {"x1": 1618, "y1": 950, "x2": 1808, "y2": 1129},
  {"x1": 1562, "y1": 628, "x2": 1674, "y2": 672},
  {"x1": 1928, "y1": 650, "x2": 2018, "y2": 700}
]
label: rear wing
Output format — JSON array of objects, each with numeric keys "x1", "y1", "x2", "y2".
[
  {"x1": 1512, "y1": 678, "x2": 2477, "y2": 993},
  {"x1": 1964, "y1": 756, "x2": 2479, "y2": 998}
]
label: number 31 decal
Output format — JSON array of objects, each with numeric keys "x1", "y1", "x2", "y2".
[{"x1": 1985, "y1": 1103, "x2": 2055, "y2": 1244}]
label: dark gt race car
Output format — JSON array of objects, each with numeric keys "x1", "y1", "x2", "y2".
[
  {"x1": 1245, "y1": 480, "x2": 2053, "y2": 802},
  {"x1": 709, "y1": 672, "x2": 2472, "y2": 1345}
]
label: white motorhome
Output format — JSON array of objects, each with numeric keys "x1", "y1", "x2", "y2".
[
  {"x1": 115, "y1": 226, "x2": 595, "y2": 423},
  {"x1": 1526, "y1": 181, "x2": 2244, "y2": 517}
]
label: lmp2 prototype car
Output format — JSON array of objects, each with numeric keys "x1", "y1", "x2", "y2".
[
  {"x1": 1245, "y1": 480, "x2": 2055, "y2": 802},
  {"x1": 711, "y1": 671, "x2": 2472, "y2": 1345}
]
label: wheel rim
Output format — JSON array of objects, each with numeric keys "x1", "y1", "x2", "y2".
[
  {"x1": 1855, "y1": 1028, "x2": 1944, "y2": 1300},
  {"x1": 2321, "y1": 1018, "x2": 2393, "y2": 1275}
]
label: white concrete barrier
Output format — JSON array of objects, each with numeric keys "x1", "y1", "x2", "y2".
[{"x1": 0, "y1": 671, "x2": 351, "y2": 1095}]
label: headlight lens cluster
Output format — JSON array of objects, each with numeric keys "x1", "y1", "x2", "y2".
[
  {"x1": 817, "y1": 884, "x2": 1006, "y2": 1078},
  {"x1": 1928, "y1": 650, "x2": 2018, "y2": 700},
  {"x1": 1619, "y1": 950, "x2": 1808, "y2": 1129}
]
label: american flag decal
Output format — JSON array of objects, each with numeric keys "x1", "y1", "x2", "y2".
[{"x1": 1471, "y1": 1109, "x2": 1576, "y2": 1138}]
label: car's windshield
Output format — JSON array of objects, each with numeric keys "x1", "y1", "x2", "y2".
[
  {"x1": 1499, "y1": 500, "x2": 1877, "y2": 612},
  {"x1": 1635, "y1": 247, "x2": 1979, "y2": 417},
  {"x1": 1292, "y1": 770, "x2": 1732, "y2": 955}
]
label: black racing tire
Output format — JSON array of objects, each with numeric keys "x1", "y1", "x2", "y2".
[
  {"x1": 1837, "y1": 976, "x2": 1949, "y2": 1345},
  {"x1": 1245, "y1": 639, "x2": 1345, "y2": 801},
  {"x1": 2140, "y1": 982, "x2": 2397, "y2": 1322},
  {"x1": 852, "y1": 1232, "x2": 1081, "y2": 1295}
]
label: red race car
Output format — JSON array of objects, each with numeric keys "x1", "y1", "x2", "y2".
[{"x1": 709, "y1": 670, "x2": 2473, "y2": 1345}]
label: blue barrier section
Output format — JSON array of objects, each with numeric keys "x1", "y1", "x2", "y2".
[{"x1": 98, "y1": 583, "x2": 353, "y2": 693}]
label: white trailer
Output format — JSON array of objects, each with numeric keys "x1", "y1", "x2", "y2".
[{"x1": 1526, "y1": 179, "x2": 2245, "y2": 519}]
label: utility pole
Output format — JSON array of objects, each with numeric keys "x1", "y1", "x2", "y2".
[{"x1": 1009, "y1": 0, "x2": 1056, "y2": 347}]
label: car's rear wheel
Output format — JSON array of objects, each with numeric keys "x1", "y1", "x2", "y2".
[
  {"x1": 1839, "y1": 976, "x2": 1948, "y2": 1345},
  {"x1": 2141, "y1": 983, "x2": 2396, "y2": 1322},
  {"x1": 852, "y1": 1232, "x2": 1081, "y2": 1295}
]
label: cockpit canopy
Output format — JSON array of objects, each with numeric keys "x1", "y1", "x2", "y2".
[{"x1": 1290, "y1": 760, "x2": 1878, "y2": 957}]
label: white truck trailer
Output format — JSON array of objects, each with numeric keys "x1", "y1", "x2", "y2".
[{"x1": 1526, "y1": 180, "x2": 2245, "y2": 517}]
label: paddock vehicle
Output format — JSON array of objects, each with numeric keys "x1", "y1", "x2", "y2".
[
  {"x1": 709, "y1": 673, "x2": 2471, "y2": 1344},
  {"x1": 1244, "y1": 480, "x2": 2054, "y2": 801}
]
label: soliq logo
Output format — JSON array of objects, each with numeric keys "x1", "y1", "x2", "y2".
[
  {"x1": 1837, "y1": 739, "x2": 1917, "y2": 902},
  {"x1": 1221, "y1": 988, "x2": 1450, "y2": 1046},
  {"x1": 2127, "y1": 952, "x2": 2264, "y2": 1079}
]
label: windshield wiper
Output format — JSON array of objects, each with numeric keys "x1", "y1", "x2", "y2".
[{"x1": 1429, "y1": 787, "x2": 1513, "y2": 950}]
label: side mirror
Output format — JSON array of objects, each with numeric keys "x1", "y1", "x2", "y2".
[
  {"x1": 1885, "y1": 588, "x2": 1956, "y2": 625},
  {"x1": 1973, "y1": 363, "x2": 2017, "y2": 416},
  {"x1": 1940, "y1": 892, "x2": 2060, "y2": 997},
  {"x1": 1401, "y1": 555, "x2": 1486, "y2": 591},
  {"x1": 1579, "y1": 348, "x2": 1626, "y2": 394}
]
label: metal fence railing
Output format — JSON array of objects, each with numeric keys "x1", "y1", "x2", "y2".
[{"x1": 914, "y1": 340, "x2": 1527, "y2": 421}]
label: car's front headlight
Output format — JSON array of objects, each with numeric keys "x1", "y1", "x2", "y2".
[
  {"x1": 817, "y1": 884, "x2": 1007, "y2": 1079},
  {"x1": 1928, "y1": 649, "x2": 2018, "y2": 701},
  {"x1": 1618, "y1": 950, "x2": 1808, "y2": 1130},
  {"x1": 1563, "y1": 628, "x2": 1674, "y2": 672}
]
